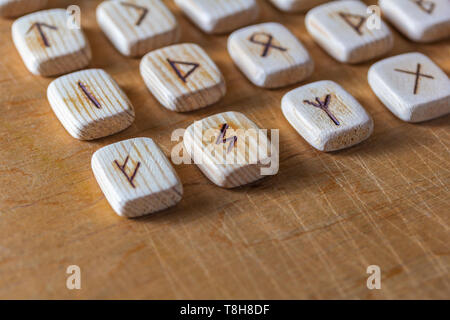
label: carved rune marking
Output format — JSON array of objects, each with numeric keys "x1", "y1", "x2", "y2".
[
  {"x1": 114, "y1": 156, "x2": 141, "y2": 188},
  {"x1": 216, "y1": 123, "x2": 238, "y2": 154},
  {"x1": 394, "y1": 63, "x2": 434, "y2": 95},
  {"x1": 413, "y1": 0, "x2": 435, "y2": 14},
  {"x1": 120, "y1": 2, "x2": 149, "y2": 26},
  {"x1": 78, "y1": 81, "x2": 101, "y2": 109},
  {"x1": 303, "y1": 94, "x2": 340, "y2": 126},
  {"x1": 249, "y1": 32, "x2": 287, "y2": 57},
  {"x1": 167, "y1": 58, "x2": 200, "y2": 83},
  {"x1": 338, "y1": 12, "x2": 367, "y2": 36},
  {"x1": 26, "y1": 22, "x2": 57, "y2": 47}
]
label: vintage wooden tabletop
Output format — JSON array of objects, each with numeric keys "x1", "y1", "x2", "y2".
[{"x1": 0, "y1": 0, "x2": 448, "y2": 299}]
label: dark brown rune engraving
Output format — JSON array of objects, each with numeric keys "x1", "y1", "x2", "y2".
[
  {"x1": 216, "y1": 124, "x2": 238, "y2": 154},
  {"x1": 167, "y1": 58, "x2": 200, "y2": 83},
  {"x1": 338, "y1": 12, "x2": 367, "y2": 36},
  {"x1": 304, "y1": 94, "x2": 340, "y2": 126},
  {"x1": 120, "y1": 2, "x2": 149, "y2": 26},
  {"x1": 394, "y1": 63, "x2": 434, "y2": 95},
  {"x1": 413, "y1": 0, "x2": 435, "y2": 14},
  {"x1": 26, "y1": 22, "x2": 57, "y2": 47},
  {"x1": 78, "y1": 81, "x2": 101, "y2": 109},
  {"x1": 114, "y1": 156, "x2": 141, "y2": 189},
  {"x1": 249, "y1": 32, "x2": 287, "y2": 57}
]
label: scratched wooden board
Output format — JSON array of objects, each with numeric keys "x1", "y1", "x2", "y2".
[{"x1": 0, "y1": 0, "x2": 448, "y2": 299}]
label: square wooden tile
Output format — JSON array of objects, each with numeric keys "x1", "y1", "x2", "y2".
[
  {"x1": 0, "y1": 0, "x2": 47, "y2": 17},
  {"x1": 282, "y1": 80, "x2": 373, "y2": 151},
  {"x1": 97, "y1": 0, "x2": 179, "y2": 57},
  {"x1": 305, "y1": 0, "x2": 393, "y2": 63},
  {"x1": 228, "y1": 22, "x2": 314, "y2": 88},
  {"x1": 12, "y1": 8, "x2": 91, "y2": 76},
  {"x1": 269, "y1": 0, "x2": 330, "y2": 12},
  {"x1": 368, "y1": 52, "x2": 450, "y2": 123},
  {"x1": 140, "y1": 43, "x2": 226, "y2": 112},
  {"x1": 47, "y1": 69, "x2": 135, "y2": 140},
  {"x1": 380, "y1": 0, "x2": 450, "y2": 43},
  {"x1": 92, "y1": 137, "x2": 183, "y2": 218},
  {"x1": 183, "y1": 111, "x2": 276, "y2": 188},
  {"x1": 174, "y1": 0, "x2": 259, "y2": 34}
]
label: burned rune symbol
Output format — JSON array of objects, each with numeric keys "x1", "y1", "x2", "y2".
[
  {"x1": 249, "y1": 32, "x2": 287, "y2": 57},
  {"x1": 114, "y1": 156, "x2": 141, "y2": 188},
  {"x1": 303, "y1": 94, "x2": 340, "y2": 126},
  {"x1": 26, "y1": 22, "x2": 58, "y2": 47},
  {"x1": 167, "y1": 58, "x2": 200, "y2": 83},
  {"x1": 394, "y1": 63, "x2": 434, "y2": 95},
  {"x1": 413, "y1": 0, "x2": 435, "y2": 14},
  {"x1": 78, "y1": 81, "x2": 101, "y2": 109},
  {"x1": 216, "y1": 123, "x2": 238, "y2": 154},
  {"x1": 120, "y1": 2, "x2": 149, "y2": 26},
  {"x1": 338, "y1": 12, "x2": 367, "y2": 36}
]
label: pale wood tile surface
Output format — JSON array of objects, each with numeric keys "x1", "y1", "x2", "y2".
[
  {"x1": 12, "y1": 8, "x2": 91, "y2": 76},
  {"x1": 270, "y1": 0, "x2": 331, "y2": 12},
  {"x1": 97, "y1": 0, "x2": 179, "y2": 57},
  {"x1": 228, "y1": 22, "x2": 314, "y2": 88},
  {"x1": 368, "y1": 52, "x2": 450, "y2": 122},
  {"x1": 92, "y1": 137, "x2": 183, "y2": 217},
  {"x1": 175, "y1": 0, "x2": 259, "y2": 34},
  {"x1": 305, "y1": 0, "x2": 393, "y2": 63},
  {"x1": 47, "y1": 68, "x2": 135, "y2": 140},
  {"x1": 282, "y1": 80, "x2": 373, "y2": 151},
  {"x1": 379, "y1": 0, "x2": 450, "y2": 43},
  {"x1": 140, "y1": 42, "x2": 226, "y2": 112}
]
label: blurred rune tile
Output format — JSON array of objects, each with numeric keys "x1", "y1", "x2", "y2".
[
  {"x1": 47, "y1": 69, "x2": 135, "y2": 140},
  {"x1": 174, "y1": 0, "x2": 259, "y2": 34},
  {"x1": 305, "y1": 0, "x2": 393, "y2": 63},
  {"x1": 368, "y1": 52, "x2": 450, "y2": 123},
  {"x1": 12, "y1": 8, "x2": 91, "y2": 76},
  {"x1": 282, "y1": 80, "x2": 373, "y2": 151},
  {"x1": 97, "y1": 0, "x2": 179, "y2": 57},
  {"x1": 269, "y1": 0, "x2": 331, "y2": 12},
  {"x1": 140, "y1": 43, "x2": 226, "y2": 112},
  {"x1": 92, "y1": 137, "x2": 183, "y2": 218},
  {"x1": 228, "y1": 22, "x2": 314, "y2": 88}
]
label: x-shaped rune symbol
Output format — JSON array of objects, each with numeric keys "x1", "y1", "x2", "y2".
[
  {"x1": 249, "y1": 32, "x2": 287, "y2": 57},
  {"x1": 394, "y1": 63, "x2": 434, "y2": 95}
]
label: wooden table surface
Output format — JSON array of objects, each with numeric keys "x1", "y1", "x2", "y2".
[{"x1": 0, "y1": 0, "x2": 448, "y2": 299}]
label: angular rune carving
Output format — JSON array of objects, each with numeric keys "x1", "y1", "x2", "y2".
[
  {"x1": 167, "y1": 58, "x2": 200, "y2": 83},
  {"x1": 120, "y1": 2, "x2": 149, "y2": 26},
  {"x1": 413, "y1": 0, "x2": 435, "y2": 14},
  {"x1": 216, "y1": 123, "x2": 238, "y2": 154},
  {"x1": 78, "y1": 81, "x2": 101, "y2": 109},
  {"x1": 26, "y1": 22, "x2": 58, "y2": 47},
  {"x1": 249, "y1": 32, "x2": 287, "y2": 57},
  {"x1": 394, "y1": 63, "x2": 434, "y2": 95},
  {"x1": 338, "y1": 12, "x2": 367, "y2": 36},
  {"x1": 303, "y1": 94, "x2": 340, "y2": 126},
  {"x1": 114, "y1": 156, "x2": 141, "y2": 188}
]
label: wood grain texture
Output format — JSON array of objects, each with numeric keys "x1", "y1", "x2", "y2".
[
  {"x1": 379, "y1": 0, "x2": 450, "y2": 43},
  {"x1": 12, "y1": 8, "x2": 91, "y2": 76},
  {"x1": 47, "y1": 68, "x2": 135, "y2": 140},
  {"x1": 228, "y1": 22, "x2": 314, "y2": 88},
  {"x1": 0, "y1": 0, "x2": 47, "y2": 18},
  {"x1": 174, "y1": 0, "x2": 259, "y2": 34},
  {"x1": 92, "y1": 137, "x2": 183, "y2": 217},
  {"x1": 306, "y1": 0, "x2": 394, "y2": 63},
  {"x1": 0, "y1": 0, "x2": 448, "y2": 299},
  {"x1": 97, "y1": 0, "x2": 179, "y2": 57},
  {"x1": 282, "y1": 80, "x2": 373, "y2": 151},
  {"x1": 368, "y1": 52, "x2": 450, "y2": 123},
  {"x1": 140, "y1": 42, "x2": 226, "y2": 112}
]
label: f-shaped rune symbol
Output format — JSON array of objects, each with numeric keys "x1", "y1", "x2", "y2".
[
  {"x1": 303, "y1": 94, "x2": 340, "y2": 126},
  {"x1": 249, "y1": 32, "x2": 287, "y2": 57},
  {"x1": 114, "y1": 156, "x2": 141, "y2": 188},
  {"x1": 394, "y1": 63, "x2": 434, "y2": 94},
  {"x1": 216, "y1": 124, "x2": 238, "y2": 154}
]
